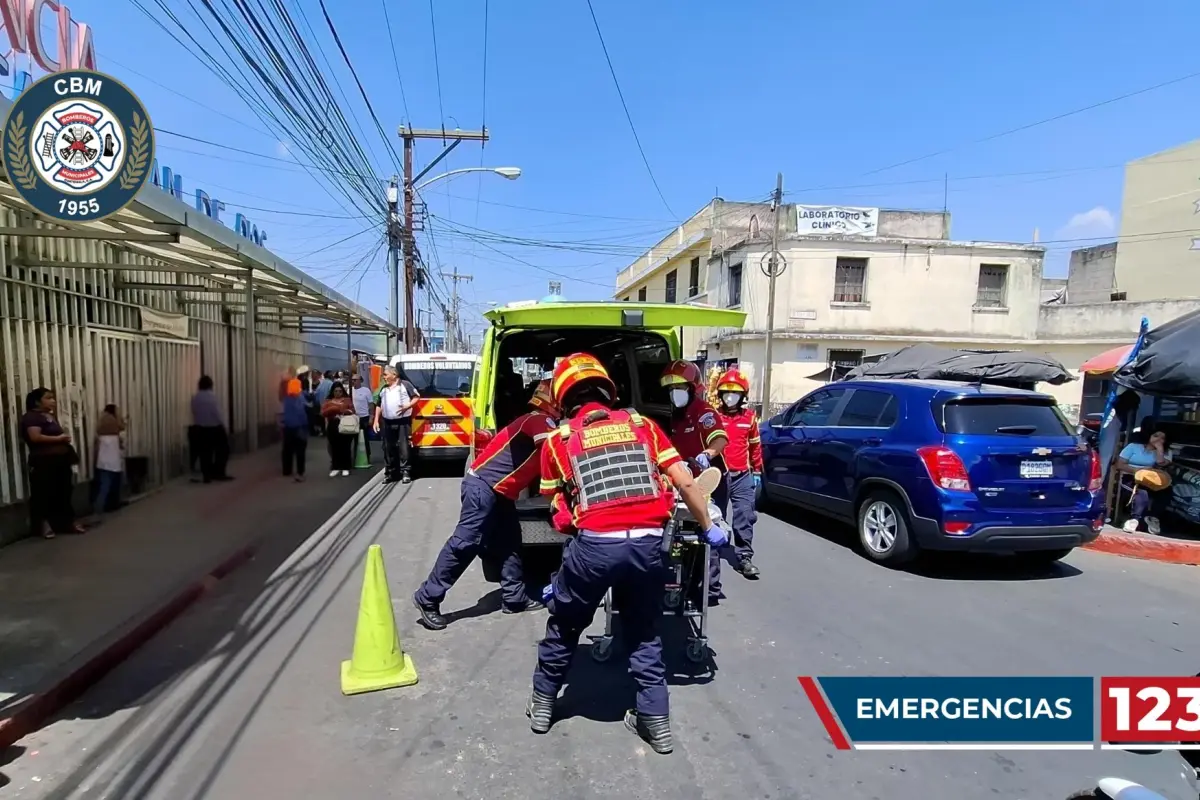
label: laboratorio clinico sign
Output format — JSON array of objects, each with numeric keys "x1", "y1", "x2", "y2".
[
  {"x1": 2, "y1": 70, "x2": 155, "y2": 223},
  {"x1": 795, "y1": 205, "x2": 879, "y2": 238}
]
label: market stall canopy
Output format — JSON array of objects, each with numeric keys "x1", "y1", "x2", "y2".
[
  {"x1": 1114, "y1": 309, "x2": 1200, "y2": 399},
  {"x1": 841, "y1": 343, "x2": 1075, "y2": 386},
  {"x1": 1080, "y1": 344, "x2": 1135, "y2": 375}
]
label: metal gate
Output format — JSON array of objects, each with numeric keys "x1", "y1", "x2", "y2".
[{"x1": 90, "y1": 329, "x2": 201, "y2": 489}]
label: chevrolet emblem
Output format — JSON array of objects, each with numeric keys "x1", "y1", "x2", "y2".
[{"x1": 1032, "y1": 447, "x2": 1052, "y2": 456}]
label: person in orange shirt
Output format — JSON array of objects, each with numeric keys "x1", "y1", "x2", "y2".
[
  {"x1": 661, "y1": 360, "x2": 729, "y2": 605},
  {"x1": 713, "y1": 369, "x2": 762, "y2": 579},
  {"x1": 527, "y1": 353, "x2": 723, "y2": 755}
]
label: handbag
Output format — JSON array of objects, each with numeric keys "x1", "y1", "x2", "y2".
[{"x1": 338, "y1": 414, "x2": 361, "y2": 436}]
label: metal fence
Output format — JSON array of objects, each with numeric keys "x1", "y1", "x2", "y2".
[{"x1": 0, "y1": 200, "x2": 352, "y2": 517}]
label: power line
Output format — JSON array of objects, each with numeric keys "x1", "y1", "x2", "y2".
[
  {"x1": 584, "y1": 0, "x2": 675, "y2": 219},
  {"x1": 379, "y1": 0, "x2": 411, "y2": 122},
  {"x1": 861, "y1": 68, "x2": 1200, "y2": 177},
  {"x1": 428, "y1": 0, "x2": 446, "y2": 125}
]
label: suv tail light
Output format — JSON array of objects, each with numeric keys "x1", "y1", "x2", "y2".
[
  {"x1": 1088, "y1": 448, "x2": 1103, "y2": 493},
  {"x1": 917, "y1": 446, "x2": 971, "y2": 491}
]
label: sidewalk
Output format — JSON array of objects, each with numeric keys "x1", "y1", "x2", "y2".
[
  {"x1": 1084, "y1": 523, "x2": 1200, "y2": 566},
  {"x1": 0, "y1": 442, "x2": 381, "y2": 747}
]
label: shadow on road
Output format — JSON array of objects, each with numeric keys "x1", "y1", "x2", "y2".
[
  {"x1": 765, "y1": 503, "x2": 1083, "y2": 582},
  {"x1": 36, "y1": 478, "x2": 414, "y2": 800},
  {"x1": 557, "y1": 624, "x2": 716, "y2": 724},
  {"x1": 0, "y1": 744, "x2": 24, "y2": 788}
]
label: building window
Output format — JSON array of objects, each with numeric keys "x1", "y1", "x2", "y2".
[
  {"x1": 795, "y1": 343, "x2": 819, "y2": 360},
  {"x1": 665, "y1": 269, "x2": 677, "y2": 304},
  {"x1": 623, "y1": 296, "x2": 630, "y2": 302},
  {"x1": 728, "y1": 263, "x2": 743, "y2": 307},
  {"x1": 637, "y1": 286, "x2": 647, "y2": 302},
  {"x1": 688, "y1": 257, "x2": 700, "y2": 298},
  {"x1": 976, "y1": 264, "x2": 1009, "y2": 308},
  {"x1": 833, "y1": 257, "x2": 867, "y2": 303},
  {"x1": 827, "y1": 348, "x2": 865, "y2": 381}
]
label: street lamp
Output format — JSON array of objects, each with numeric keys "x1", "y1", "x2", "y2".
[{"x1": 414, "y1": 166, "x2": 521, "y2": 193}]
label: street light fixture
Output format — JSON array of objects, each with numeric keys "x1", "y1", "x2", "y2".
[{"x1": 414, "y1": 166, "x2": 521, "y2": 193}]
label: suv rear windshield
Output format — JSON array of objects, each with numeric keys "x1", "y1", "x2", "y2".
[{"x1": 941, "y1": 399, "x2": 1072, "y2": 436}]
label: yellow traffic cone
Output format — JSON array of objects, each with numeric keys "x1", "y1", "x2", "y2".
[{"x1": 340, "y1": 544, "x2": 419, "y2": 695}]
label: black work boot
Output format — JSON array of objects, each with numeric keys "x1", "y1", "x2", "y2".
[
  {"x1": 526, "y1": 690, "x2": 557, "y2": 734},
  {"x1": 739, "y1": 558, "x2": 761, "y2": 579},
  {"x1": 503, "y1": 598, "x2": 545, "y2": 614},
  {"x1": 624, "y1": 710, "x2": 673, "y2": 754},
  {"x1": 412, "y1": 593, "x2": 447, "y2": 630}
]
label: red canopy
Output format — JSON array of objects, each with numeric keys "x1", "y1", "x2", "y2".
[{"x1": 1079, "y1": 344, "x2": 1134, "y2": 375}]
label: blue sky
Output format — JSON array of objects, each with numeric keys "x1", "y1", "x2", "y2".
[{"x1": 21, "y1": 0, "x2": 1200, "y2": 339}]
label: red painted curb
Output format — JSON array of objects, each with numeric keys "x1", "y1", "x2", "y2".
[
  {"x1": 1083, "y1": 531, "x2": 1200, "y2": 566},
  {"x1": 0, "y1": 544, "x2": 258, "y2": 750}
]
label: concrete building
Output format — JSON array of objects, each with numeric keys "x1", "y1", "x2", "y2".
[{"x1": 615, "y1": 199, "x2": 1200, "y2": 416}]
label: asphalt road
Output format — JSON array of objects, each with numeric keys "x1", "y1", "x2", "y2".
[{"x1": 4, "y1": 473, "x2": 1200, "y2": 800}]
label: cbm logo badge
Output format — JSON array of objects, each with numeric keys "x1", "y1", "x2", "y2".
[{"x1": 3, "y1": 70, "x2": 153, "y2": 223}]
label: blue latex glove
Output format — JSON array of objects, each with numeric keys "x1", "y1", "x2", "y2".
[
  {"x1": 753, "y1": 474, "x2": 761, "y2": 489},
  {"x1": 703, "y1": 524, "x2": 728, "y2": 549},
  {"x1": 694, "y1": 452, "x2": 711, "y2": 470},
  {"x1": 541, "y1": 584, "x2": 554, "y2": 603}
]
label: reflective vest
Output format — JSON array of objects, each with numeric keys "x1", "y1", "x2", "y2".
[{"x1": 558, "y1": 408, "x2": 673, "y2": 528}]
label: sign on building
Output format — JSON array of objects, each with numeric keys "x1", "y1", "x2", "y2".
[{"x1": 795, "y1": 205, "x2": 878, "y2": 238}]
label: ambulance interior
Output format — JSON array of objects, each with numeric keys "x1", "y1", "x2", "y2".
[{"x1": 492, "y1": 329, "x2": 675, "y2": 430}]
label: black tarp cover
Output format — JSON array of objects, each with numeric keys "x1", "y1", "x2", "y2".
[
  {"x1": 1113, "y1": 309, "x2": 1200, "y2": 399},
  {"x1": 841, "y1": 343, "x2": 1075, "y2": 386}
]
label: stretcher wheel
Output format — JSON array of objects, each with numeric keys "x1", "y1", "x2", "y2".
[
  {"x1": 591, "y1": 637, "x2": 614, "y2": 663},
  {"x1": 663, "y1": 588, "x2": 682, "y2": 610},
  {"x1": 685, "y1": 640, "x2": 708, "y2": 664}
]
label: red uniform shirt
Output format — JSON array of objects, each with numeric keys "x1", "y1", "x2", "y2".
[
  {"x1": 716, "y1": 406, "x2": 763, "y2": 472},
  {"x1": 668, "y1": 396, "x2": 726, "y2": 464},
  {"x1": 469, "y1": 409, "x2": 557, "y2": 500},
  {"x1": 540, "y1": 403, "x2": 682, "y2": 533}
]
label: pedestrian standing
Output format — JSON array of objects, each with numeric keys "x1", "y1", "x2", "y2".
[
  {"x1": 350, "y1": 375, "x2": 374, "y2": 463},
  {"x1": 191, "y1": 375, "x2": 232, "y2": 483},
  {"x1": 280, "y1": 378, "x2": 309, "y2": 481},
  {"x1": 412, "y1": 380, "x2": 558, "y2": 629},
  {"x1": 373, "y1": 366, "x2": 418, "y2": 484},
  {"x1": 93, "y1": 404, "x2": 126, "y2": 515},
  {"x1": 20, "y1": 388, "x2": 84, "y2": 538},
  {"x1": 526, "y1": 353, "x2": 725, "y2": 754},
  {"x1": 712, "y1": 369, "x2": 762, "y2": 579},
  {"x1": 661, "y1": 360, "x2": 729, "y2": 605},
  {"x1": 322, "y1": 382, "x2": 356, "y2": 477}
]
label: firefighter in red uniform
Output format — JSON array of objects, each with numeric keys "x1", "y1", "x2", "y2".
[
  {"x1": 660, "y1": 360, "x2": 729, "y2": 605},
  {"x1": 527, "y1": 353, "x2": 725, "y2": 754},
  {"x1": 713, "y1": 368, "x2": 762, "y2": 578},
  {"x1": 412, "y1": 380, "x2": 559, "y2": 630}
]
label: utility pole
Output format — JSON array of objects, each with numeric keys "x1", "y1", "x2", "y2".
[
  {"x1": 386, "y1": 177, "x2": 400, "y2": 355},
  {"x1": 760, "y1": 173, "x2": 786, "y2": 415},
  {"x1": 398, "y1": 125, "x2": 489, "y2": 353},
  {"x1": 441, "y1": 266, "x2": 473, "y2": 352}
]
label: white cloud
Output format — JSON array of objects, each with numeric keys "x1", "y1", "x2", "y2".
[{"x1": 1057, "y1": 206, "x2": 1116, "y2": 238}]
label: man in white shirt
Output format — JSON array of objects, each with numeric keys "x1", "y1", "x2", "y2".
[
  {"x1": 373, "y1": 366, "x2": 418, "y2": 484},
  {"x1": 351, "y1": 375, "x2": 375, "y2": 464}
]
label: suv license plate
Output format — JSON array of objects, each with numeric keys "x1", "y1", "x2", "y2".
[
  {"x1": 428, "y1": 422, "x2": 450, "y2": 433},
  {"x1": 1020, "y1": 460, "x2": 1053, "y2": 479}
]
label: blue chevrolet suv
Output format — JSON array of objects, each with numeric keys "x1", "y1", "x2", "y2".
[{"x1": 757, "y1": 379, "x2": 1105, "y2": 567}]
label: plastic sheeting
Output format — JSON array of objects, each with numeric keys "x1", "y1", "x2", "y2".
[
  {"x1": 1113, "y1": 309, "x2": 1200, "y2": 400},
  {"x1": 841, "y1": 343, "x2": 1076, "y2": 387}
]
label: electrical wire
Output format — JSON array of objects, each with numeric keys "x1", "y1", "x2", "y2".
[
  {"x1": 380, "y1": 0, "x2": 411, "y2": 122},
  {"x1": 428, "y1": 0, "x2": 446, "y2": 125},
  {"x1": 584, "y1": 0, "x2": 675, "y2": 219}
]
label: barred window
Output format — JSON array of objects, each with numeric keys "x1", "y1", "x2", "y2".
[
  {"x1": 833, "y1": 257, "x2": 868, "y2": 303},
  {"x1": 976, "y1": 264, "x2": 1009, "y2": 308}
]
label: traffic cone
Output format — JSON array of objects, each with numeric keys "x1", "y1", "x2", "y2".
[
  {"x1": 353, "y1": 430, "x2": 371, "y2": 469},
  {"x1": 340, "y1": 544, "x2": 419, "y2": 695}
]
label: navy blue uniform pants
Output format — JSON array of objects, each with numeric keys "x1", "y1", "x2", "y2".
[
  {"x1": 533, "y1": 533, "x2": 668, "y2": 716},
  {"x1": 725, "y1": 470, "x2": 758, "y2": 561},
  {"x1": 416, "y1": 475, "x2": 528, "y2": 608}
]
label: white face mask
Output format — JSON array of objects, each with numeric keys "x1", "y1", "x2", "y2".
[
  {"x1": 722, "y1": 392, "x2": 743, "y2": 408},
  {"x1": 670, "y1": 388, "x2": 690, "y2": 408}
]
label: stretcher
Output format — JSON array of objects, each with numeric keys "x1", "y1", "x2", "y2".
[{"x1": 589, "y1": 467, "x2": 727, "y2": 665}]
